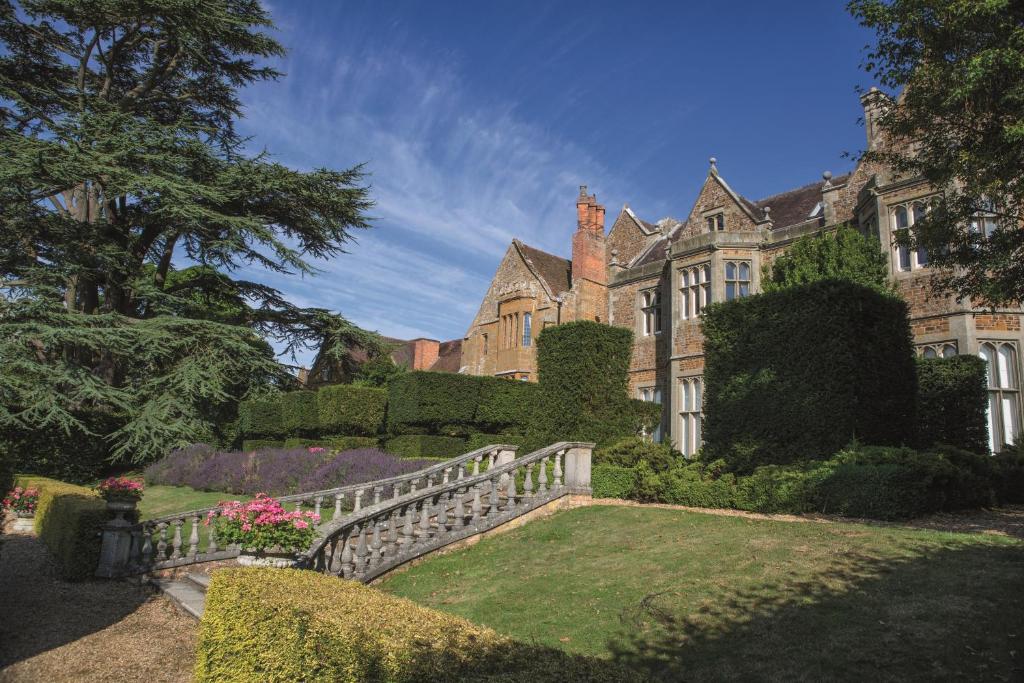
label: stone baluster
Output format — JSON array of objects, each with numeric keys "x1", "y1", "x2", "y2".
[
  {"x1": 409, "y1": 478, "x2": 418, "y2": 495},
  {"x1": 353, "y1": 524, "x2": 368, "y2": 578},
  {"x1": 505, "y1": 468, "x2": 518, "y2": 510},
  {"x1": 538, "y1": 456, "x2": 549, "y2": 493},
  {"x1": 373, "y1": 486, "x2": 382, "y2": 506},
  {"x1": 157, "y1": 522, "x2": 168, "y2": 560},
  {"x1": 170, "y1": 519, "x2": 183, "y2": 560},
  {"x1": 457, "y1": 463, "x2": 465, "y2": 480},
  {"x1": 418, "y1": 498, "x2": 431, "y2": 542},
  {"x1": 340, "y1": 529, "x2": 354, "y2": 579},
  {"x1": 436, "y1": 492, "x2": 448, "y2": 530},
  {"x1": 426, "y1": 474, "x2": 435, "y2": 490},
  {"x1": 314, "y1": 496, "x2": 323, "y2": 520},
  {"x1": 452, "y1": 487, "x2": 465, "y2": 528},
  {"x1": 488, "y1": 450, "x2": 496, "y2": 469},
  {"x1": 524, "y1": 463, "x2": 534, "y2": 498},
  {"x1": 387, "y1": 509, "x2": 400, "y2": 545},
  {"x1": 402, "y1": 504, "x2": 415, "y2": 546},
  {"x1": 554, "y1": 450, "x2": 564, "y2": 488},
  {"x1": 488, "y1": 476, "x2": 500, "y2": 518},
  {"x1": 334, "y1": 493, "x2": 343, "y2": 520},
  {"x1": 208, "y1": 522, "x2": 218, "y2": 553},
  {"x1": 141, "y1": 523, "x2": 154, "y2": 564},
  {"x1": 471, "y1": 482, "x2": 483, "y2": 521},
  {"x1": 370, "y1": 516, "x2": 383, "y2": 565},
  {"x1": 329, "y1": 537, "x2": 342, "y2": 575},
  {"x1": 188, "y1": 514, "x2": 200, "y2": 558},
  {"x1": 354, "y1": 489, "x2": 364, "y2": 512},
  {"x1": 392, "y1": 485, "x2": 401, "y2": 500},
  {"x1": 473, "y1": 455, "x2": 481, "y2": 476},
  {"x1": 442, "y1": 467, "x2": 451, "y2": 485}
]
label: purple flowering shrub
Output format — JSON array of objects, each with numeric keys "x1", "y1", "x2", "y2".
[{"x1": 144, "y1": 444, "x2": 434, "y2": 496}]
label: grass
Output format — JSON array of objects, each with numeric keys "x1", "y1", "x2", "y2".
[
  {"x1": 379, "y1": 505, "x2": 1024, "y2": 682},
  {"x1": 138, "y1": 485, "x2": 242, "y2": 520}
]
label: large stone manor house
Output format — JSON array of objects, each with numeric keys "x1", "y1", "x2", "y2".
[{"x1": 460, "y1": 88, "x2": 1023, "y2": 455}]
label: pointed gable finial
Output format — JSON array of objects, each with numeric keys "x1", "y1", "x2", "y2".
[
  {"x1": 709, "y1": 157, "x2": 718, "y2": 175},
  {"x1": 579, "y1": 185, "x2": 588, "y2": 199},
  {"x1": 763, "y1": 205, "x2": 772, "y2": 222}
]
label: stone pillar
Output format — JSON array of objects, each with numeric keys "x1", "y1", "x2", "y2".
[
  {"x1": 495, "y1": 447, "x2": 517, "y2": 486},
  {"x1": 564, "y1": 444, "x2": 594, "y2": 493},
  {"x1": 96, "y1": 497, "x2": 138, "y2": 578}
]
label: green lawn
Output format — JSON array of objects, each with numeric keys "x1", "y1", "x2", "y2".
[
  {"x1": 138, "y1": 485, "x2": 243, "y2": 520},
  {"x1": 379, "y1": 505, "x2": 1024, "y2": 682}
]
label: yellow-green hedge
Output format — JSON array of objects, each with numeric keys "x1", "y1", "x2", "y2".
[
  {"x1": 196, "y1": 568, "x2": 643, "y2": 683},
  {"x1": 15, "y1": 475, "x2": 108, "y2": 581}
]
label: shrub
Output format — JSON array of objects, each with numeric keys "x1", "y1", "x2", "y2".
[
  {"x1": 0, "y1": 441, "x2": 14, "y2": 504},
  {"x1": 591, "y1": 464, "x2": 635, "y2": 499},
  {"x1": 733, "y1": 463, "x2": 823, "y2": 514},
  {"x1": 387, "y1": 372, "x2": 482, "y2": 435},
  {"x1": 702, "y1": 280, "x2": 917, "y2": 472},
  {"x1": 195, "y1": 569, "x2": 640, "y2": 683},
  {"x1": 17, "y1": 475, "x2": 108, "y2": 580},
  {"x1": 317, "y1": 384, "x2": 387, "y2": 436},
  {"x1": 279, "y1": 391, "x2": 320, "y2": 437},
  {"x1": 384, "y1": 435, "x2": 468, "y2": 459},
  {"x1": 2, "y1": 411, "x2": 119, "y2": 483},
  {"x1": 532, "y1": 320, "x2": 638, "y2": 447},
  {"x1": 993, "y1": 445, "x2": 1024, "y2": 504},
  {"x1": 595, "y1": 437, "x2": 681, "y2": 473},
  {"x1": 629, "y1": 399, "x2": 663, "y2": 437},
  {"x1": 237, "y1": 395, "x2": 284, "y2": 438},
  {"x1": 658, "y1": 463, "x2": 737, "y2": 508},
  {"x1": 475, "y1": 379, "x2": 539, "y2": 433},
  {"x1": 915, "y1": 356, "x2": 989, "y2": 453},
  {"x1": 241, "y1": 439, "x2": 284, "y2": 451}
]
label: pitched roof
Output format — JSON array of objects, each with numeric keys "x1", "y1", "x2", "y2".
[
  {"x1": 514, "y1": 240, "x2": 572, "y2": 296},
  {"x1": 751, "y1": 173, "x2": 851, "y2": 229},
  {"x1": 628, "y1": 219, "x2": 686, "y2": 268},
  {"x1": 429, "y1": 339, "x2": 463, "y2": 373}
]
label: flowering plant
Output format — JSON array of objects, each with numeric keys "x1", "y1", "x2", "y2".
[
  {"x1": 307, "y1": 446, "x2": 327, "y2": 454},
  {"x1": 96, "y1": 477, "x2": 144, "y2": 500},
  {"x1": 3, "y1": 486, "x2": 40, "y2": 514},
  {"x1": 206, "y1": 494, "x2": 319, "y2": 552}
]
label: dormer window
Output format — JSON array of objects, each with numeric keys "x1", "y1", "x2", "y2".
[{"x1": 706, "y1": 213, "x2": 725, "y2": 232}]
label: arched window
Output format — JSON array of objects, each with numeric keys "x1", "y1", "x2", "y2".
[
  {"x1": 979, "y1": 341, "x2": 1020, "y2": 453},
  {"x1": 679, "y1": 264, "x2": 711, "y2": 320},
  {"x1": 724, "y1": 261, "x2": 751, "y2": 301}
]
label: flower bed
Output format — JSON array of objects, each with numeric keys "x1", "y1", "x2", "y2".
[
  {"x1": 96, "y1": 476, "x2": 144, "y2": 500},
  {"x1": 3, "y1": 485, "x2": 40, "y2": 515},
  {"x1": 207, "y1": 494, "x2": 319, "y2": 552},
  {"x1": 145, "y1": 445, "x2": 435, "y2": 496}
]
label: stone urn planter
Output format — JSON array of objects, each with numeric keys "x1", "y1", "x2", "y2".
[
  {"x1": 103, "y1": 495, "x2": 139, "y2": 526},
  {"x1": 236, "y1": 548, "x2": 299, "y2": 568}
]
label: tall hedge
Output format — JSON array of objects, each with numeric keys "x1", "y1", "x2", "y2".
[
  {"x1": 916, "y1": 356, "x2": 989, "y2": 453},
  {"x1": 532, "y1": 320, "x2": 637, "y2": 447},
  {"x1": 237, "y1": 395, "x2": 284, "y2": 438},
  {"x1": 279, "y1": 391, "x2": 320, "y2": 436},
  {"x1": 317, "y1": 385, "x2": 387, "y2": 436},
  {"x1": 475, "y1": 378, "x2": 539, "y2": 433},
  {"x1": 702, "y1": 280, "x2": 917, "y2": 472},
  {"x1": 387, "y1": 372, "x2": 481, "y2": 435}
]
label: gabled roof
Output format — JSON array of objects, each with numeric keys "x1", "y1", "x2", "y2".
[
  {"x1": 630, "y1": 220, "x2": 685, "y2": 267},
  {"x1": 513, "y1": 239, "x2": 572, "y2": 296},
  {"x1": 429, "y1": 339, "x2": 463, "y2": 373},
  {"x1": 751, "y1": 173, "x2": 851, "y2": 229}
]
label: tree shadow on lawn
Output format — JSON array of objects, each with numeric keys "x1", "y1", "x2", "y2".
[
  {"x1": 0, "y1": 532, "x2": 151, "y2": 668},
  {"x1": 607, "y1": 538, "x2": 1024, "y2": 682}
]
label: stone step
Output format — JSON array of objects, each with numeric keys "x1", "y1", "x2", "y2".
[
  {"x1": 152, "y1": 577, "x2": 206, "y2": 620},
  {"x1": 185, "y1": 572, "x2": 210, "y2": 593}
]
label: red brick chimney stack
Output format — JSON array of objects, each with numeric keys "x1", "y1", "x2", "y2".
[
  {"x1": 409, "y1": 338, "x2": 440, "y2": 370},
  {"x1": 572, "y1": 185, "x2": 607, "y2": 285}
]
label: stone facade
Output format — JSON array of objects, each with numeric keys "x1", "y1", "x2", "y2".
[{"x1": 461, "y1": 89, "x2": 1024, "y2": 453}]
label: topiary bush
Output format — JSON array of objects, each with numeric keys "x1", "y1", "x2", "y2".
[
  {"x1": 532, "y1": 320, "x2": 638, "y2": 447},
  {"x1": 279, "y1": 391, "x2": 320, "y2": 437},
  {"x1": 595, "y1": 437, "x2": 682, "y2": 473},
  {"x1": 237, "y1": 395, "x2": 284, "y2": 438},
  {"x1": 591, "y1": 464, "x2": 636, "y2": 499},
  {"x1": 317, "y1": 385, "x2": 387, "y2": 436},
  {"x1": 384, "y1": 435, "x2": 468, "y2": 459},
  {"x1": 17, "y1": 475, "x2": 108, "y2": 580},
  {"x1": 702, "y1": 280, "x2": 917, "y2": 473},
  {"x1": 915, "y1": 355, "x2": 989, "y2": 453},
  {"x1": 195, "y1": 568, "x2": 641, "y2": 683}
]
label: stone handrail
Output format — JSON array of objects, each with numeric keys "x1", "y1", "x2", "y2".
[
  {"x1": 301, "y1": 441, "x2": 594, "y2": 583},
  {"x1": 103, "y1": 444, "x2": 518, "y2": 576}
]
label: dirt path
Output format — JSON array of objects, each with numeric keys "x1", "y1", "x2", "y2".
[{"x1": 0, "y1": 518, "x2": 196, "y2": 683}]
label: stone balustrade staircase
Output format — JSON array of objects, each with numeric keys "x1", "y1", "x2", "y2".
[{"x1": 152, "y1": 572, "x2": 209, "y2": 619}]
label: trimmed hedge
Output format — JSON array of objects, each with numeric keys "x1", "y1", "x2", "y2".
[
  {"x1": 475, "y1": 379, "x2": 539, "y2": 433},
  {"x1": 592, "y1": 464, "x2": 635, "y2": 499},
  {"x1": 702, "y1": 280, "x2": 917, "y2": 472},
  {"x1": 532, "y1": 320, "x2": 639, "y2": 447},
  {"x1": 317, "y1": 385, "x2": 387, "y2": 436},
  {"x1": 241, "y1": 439, "x2": 284, "y2": 451},
  {"x1": 279, "y1": 391, "x2": 320, "y2": 436},
  {"x1": 387, "y1": 372, "x2": 480, "y2": 434},
  {"x1": 385, "y1": 435, "x2": 468, "y2": 459},
  {"x1": 195, "y1": 568, "x2": 640, "y2": 683},
  {"x1": 282, "y1": 436, "x2": 380, "y2": 451},
  {"x1": 238, "y1": 396, "x2": 284, "y2": 438},
  {"x1": 17, "y1": 475, "x2": 107, "y2": 580},
  {"x1": 916, "y1": 355, "x2": 989, "y2": 453}
]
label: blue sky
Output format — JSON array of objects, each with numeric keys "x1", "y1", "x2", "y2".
[{"x1": 235, "y1": 1, "x2": 877, "y2": 366}]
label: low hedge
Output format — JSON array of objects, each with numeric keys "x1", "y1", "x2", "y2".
[
  {"x1": 592, "y1": 464, "x2": 635, "y2": 499},
  {"x1": 16, "y1": 475, "x2": 108, "y2": 580},
  {"x1": 384, "y1": 435, "x2": 468, "y2": 459},
  {"x1": 317, "y1": 385, "x2": 387, "y2": 436},
  {"x1": 241, "y1": 439, "x2": 284, "y2": 451},
  {"x1": 282, "y1": 436, "x2": 380, "y2": 451},
  {"x1": 195, "y1": 568, "x2": 640, "y2": 683}
]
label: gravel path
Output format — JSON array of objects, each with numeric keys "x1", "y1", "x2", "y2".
[{"x1": 0, "y1": 518, "x2": 196, "y2": 683}]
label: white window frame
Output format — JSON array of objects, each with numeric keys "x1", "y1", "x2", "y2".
[
  {"x1": 678, "y1": 377, "x2": 703, "y2": 458},
  {"x1": 891, "y1": 201, "x2": 930, "y2": 272},
  {"x1": 641, "y1": 288, "x2": 662, "y2": 336},
  {"x1": 680, "y1": 264, "x2": 711, "y2": 320},
  {"x1": 638, "y1": 387, "x2": 663, "y2": 443},
  {"x1": 724, "y1": 260, "x2": 751, "y2": 301},
  {"x1": 979, "y1": 341, "x2": 1021, "y2": 453}
]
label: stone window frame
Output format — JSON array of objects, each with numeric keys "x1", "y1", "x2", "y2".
[
  {"x1": 482, "y1": 332, "x2": 489, "y2": 356},
  {"x1": 704, "y1": 210, "x2": 725, "y2": 233},
  {"x1": 916, "y1": 341, "x2": 957, "y2": 359},
  {"x1": 724, "y1": 260, "x2": 752, "y2": 301},
  {"x1": 678, "y1": 376, "x2": 703, "y2": 458},
  {"x1": 640, "y1": 288, "x2": 662, "y2": 336},
  {"x1": 638, "y1": 386, "x2": 663, "y2": 443},
  {"x1": 679, "y1": 263, "x2": 711, "y2": 320},
  {"x1": 890, "y1": 200, "x2": 930, "y2": 272},
  {"x1": 500, "y1": 312, "x2": 521, "y2": 349},
  {"x1": 522, "y1": 312, "x2": 532, "y2": 347},
  {"x1": 979, "y1": 340, "x2": 1021, "y2": 453}
]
